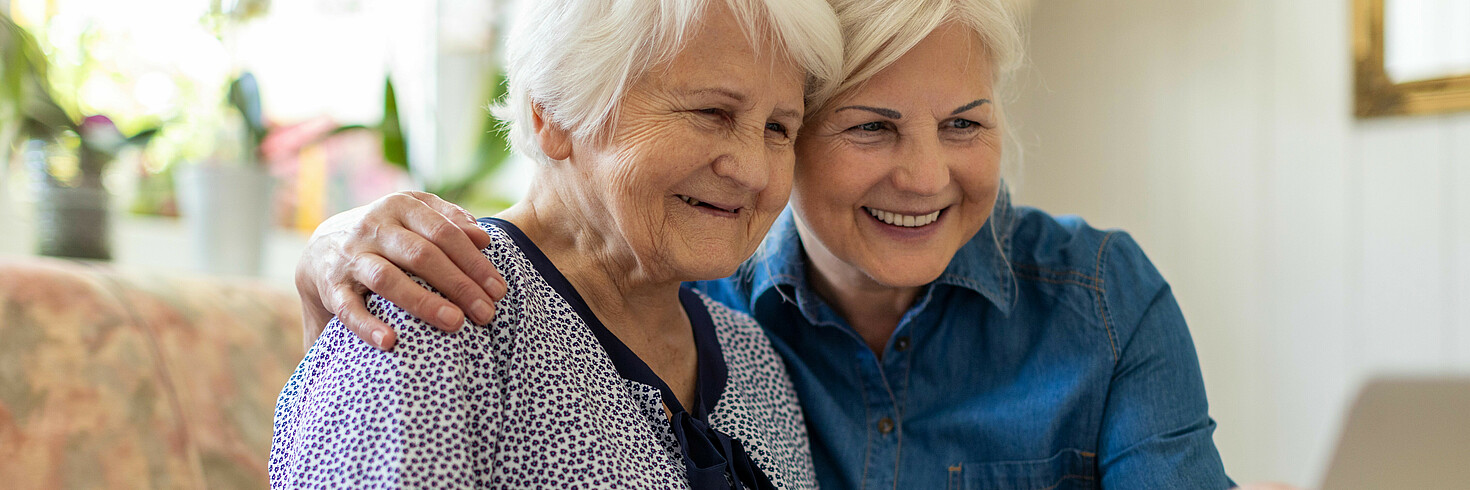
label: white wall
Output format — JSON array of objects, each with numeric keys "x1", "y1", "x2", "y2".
[{"x1": 1009, "y1": 0, "x2": 1470, "y2": 485}]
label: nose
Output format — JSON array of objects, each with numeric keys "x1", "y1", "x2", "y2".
[
  {"x1": 710, "y1": 128, "x2": 773, "y2": 192},
  {"x1": 892, "y1": 132, "x2": 950, "y2": 195}
]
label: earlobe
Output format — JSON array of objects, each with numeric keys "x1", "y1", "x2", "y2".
[{"x1": 532, "y1": 103, "x2": 573, "y2": 161}]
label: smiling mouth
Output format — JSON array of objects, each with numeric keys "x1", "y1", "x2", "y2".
[
  {"x1": 865, "y1": 206, "x2": 943, "y2": 228},
  {"x1": 678, "y1": 194, "x2": 741, "y2": 214}
]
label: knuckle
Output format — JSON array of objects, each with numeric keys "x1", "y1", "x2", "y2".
[
  {"x1": 425, "y1": 221, "x2": 460, "y2": 244},
  {"x1": 328, "y1": 289, "x2": 364, "y2": 320},
  {"x1": 412, "y1": 293, "x2": 444, "y2": 319},
  {"x1": 354, "y1": 256, "x2": 395, "y2": 290},
  {"x1": 445, "y1": 279, "x2": 483, "y2": 302},
  {"x1": 400, "y1": 240, "x2": 437, "y2": 269},
  {"x1": 384, "y1": 190, "x2": 417, "y2": 205}
]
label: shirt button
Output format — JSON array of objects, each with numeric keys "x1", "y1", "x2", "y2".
[
  {"x1": 894, "y1": 336, "x2": 912, "y2": 352},
  {"x1": 877, "y1": 417, "x2": 895, "y2": 434}
]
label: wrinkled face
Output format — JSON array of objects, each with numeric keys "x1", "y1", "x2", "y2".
[
  {"x1": 792, "y1": 22, "x2": 1002, "y2": 288},
  {"x1": 569, "y1": 5, "x2": 806, "y2": 281}
]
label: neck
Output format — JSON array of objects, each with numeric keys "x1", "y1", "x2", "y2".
[
  {"x1": 497, "y1": 169, "x2": 687, "y2": 335},
  {"x1": 799, "y1": 239, "x2": 922, "y2": 358},
  {"x1": 499, "y1": 166, "x2": 701, "y2": 413}
]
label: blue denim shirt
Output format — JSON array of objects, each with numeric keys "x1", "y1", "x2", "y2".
[{"x1": 692, "y1": 201, "x2": 1232, "y2": 489}]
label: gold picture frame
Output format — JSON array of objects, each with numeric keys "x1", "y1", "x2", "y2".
[{"x1": 1354, "y1": 0, "x2": 1470, "y2": 117}]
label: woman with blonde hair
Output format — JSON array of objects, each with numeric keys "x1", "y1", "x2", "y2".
[{"x1": 293, "y1": 0, "x2": 1246, "y2": 487}]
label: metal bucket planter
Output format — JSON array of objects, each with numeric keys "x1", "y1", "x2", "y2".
[
  {"x1": 25, "y1": 140, "x2": 114, "y2": 260},
  {"x1": 33, "y1": 183, "x2": 112, "y2": 260}
]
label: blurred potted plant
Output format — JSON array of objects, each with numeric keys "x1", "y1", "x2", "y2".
[
  {"x1": 174, "y1": 71, "x2": 278, "y2": 276},
  {"x1": 3, "y1": 14, "x2": 157, "y2": 260}
]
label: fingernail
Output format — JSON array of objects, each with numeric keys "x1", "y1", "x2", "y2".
[
  {"x1": 471, "y1": 299, "x2": 493, "y2": 324},
  {"x1": 371, "y1": 329, "x2": 387, "y2": 348},
  {"x1": 485, "y1": 277, "x2": 506, "y2": 298},
  {"x1": 437, "y1": 305, "x2": 463, "y2": 330}
]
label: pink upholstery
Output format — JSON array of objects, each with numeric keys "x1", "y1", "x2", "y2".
[{"x1": 0, "y1": 257, "x2": 304, "y2": 489}]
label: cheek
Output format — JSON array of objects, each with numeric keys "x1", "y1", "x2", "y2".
[
  {"x1": 956, "y1": 146, "x2": 1003, "y2": 201},
  {"x1": 795, "y1": 147, "x2": 882, "y2": 209}
]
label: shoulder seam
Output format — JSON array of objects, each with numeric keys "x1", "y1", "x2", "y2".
[{"x1": 1096, "y1": 231, "x2": 1120, "y2": 362}]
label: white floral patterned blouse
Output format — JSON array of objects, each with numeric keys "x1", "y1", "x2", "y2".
[{"x1": 269, "y1": 218, "x2": 817, "y2": 489}]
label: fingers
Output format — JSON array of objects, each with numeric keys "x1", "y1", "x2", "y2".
[
  {"x1": 350, "y1": 252, "x2": 467, "y2": 333},
  {"x1": 378, "y1": 195, "x2": 505, "y2": 325},
  {"x1": 405, "y1": 191, "x2": 506, "y2": 297},
  {"x1": 299, "y1": 295, "x2": 336, "y2": 351},
  {"x1": 409, "y1": 191, "x2": 494, "y2": 249},
  {"x1": 296, "y1": 256, "x2": 340, "y2": 350},
  {"x1": 326, "y1": 284, "x2": 398, "y2": 350}
]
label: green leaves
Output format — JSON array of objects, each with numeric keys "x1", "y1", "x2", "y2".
[
  {"x1": 228, "y1": 72, "x2": 266, "y2": 159},
  {"x1": 2, "y1": 13, "x2": 76, "y2": 145},
  {"x1": 430, "y1": 68, "x2": 513, "y2": 210},
  {"x1": 381, "y1": 77, "x2": 408, "y2": 171}
]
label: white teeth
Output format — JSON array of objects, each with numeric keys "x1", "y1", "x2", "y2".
[{"x1": 866, "y1": 207, "x2": 941, "y2": 228}]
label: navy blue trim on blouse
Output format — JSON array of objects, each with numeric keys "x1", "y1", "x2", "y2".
[{"x1": 480, "y1": 217, "x2": 773, "y2": 490}]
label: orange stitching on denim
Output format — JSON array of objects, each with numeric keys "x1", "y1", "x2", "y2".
[
  {"x1": 1096, "y1": 232, "x2": 1119, "y2": 362},
  {"x1": 1095, "y1": 233, "x2": 1114, "y2": 279},
  {"x1": 1013, "y1": 273, "x2": 1104, "y2": 293},
  {"x1": 1096, "y1": 289, "x2": 1117, "y2": 361},
  {"x1": 1012, "y1": 263, "x2": 1102, "y2": 283}
]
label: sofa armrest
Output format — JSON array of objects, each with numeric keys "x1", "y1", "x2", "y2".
[{"x1": 0, "y1": 258, "x2": 304, "y2": 489}]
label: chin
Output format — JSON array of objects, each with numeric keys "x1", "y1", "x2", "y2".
[
  {"x1": 867, "y1": 264, "x2": 947, "y2": 289},
  {"x1": 669, "y1": 247, "x2": 747, "y2": 281}
]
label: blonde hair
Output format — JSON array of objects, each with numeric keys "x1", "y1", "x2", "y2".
[
  {"x1": 819, "y1": 0, "x2": 1023, "y2": 115},
  {"x1": 494, "y1": 0, "x2": 844, "y2": 165}
]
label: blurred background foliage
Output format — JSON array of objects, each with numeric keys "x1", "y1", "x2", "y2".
[{"x1": 3, "y1": 0, "x2": 518, "y2": 226}]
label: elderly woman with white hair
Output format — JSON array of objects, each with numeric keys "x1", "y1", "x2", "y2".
[
  {"x1": 267, "y1": 0, "x2": 842, "y2": 488},
  {"x1": 284, "y1": 0, "x2": 1282, "y2": 489}
]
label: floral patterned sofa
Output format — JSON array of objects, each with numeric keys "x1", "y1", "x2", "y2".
[{"x1": 0, "y1": 257, "x2": 305, "y2": 489}]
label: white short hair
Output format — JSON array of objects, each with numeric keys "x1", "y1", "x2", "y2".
[{"x1": 494, "y1": 0, "x2": 844, "y2": 165}]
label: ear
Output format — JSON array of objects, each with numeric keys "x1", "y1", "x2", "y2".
[{"x1": 531, "y1": 102, "x2": 573, "y2": 161}]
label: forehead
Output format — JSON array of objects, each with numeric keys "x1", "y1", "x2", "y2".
[
  {"x1": 842, "y1": 23, "x2": 994, "y2": 104},
  {"x1": 639, "y1": 3, "x2": 805, "y2": 100}
]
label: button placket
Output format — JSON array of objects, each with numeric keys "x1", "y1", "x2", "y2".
[{"x1": 877, "y1": 416, "x2": 895, "y2": 435}]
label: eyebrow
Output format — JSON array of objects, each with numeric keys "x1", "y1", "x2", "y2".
[
  {"x1": 772, "y1": 107, "x2": 803, "y2": 121},
  {"x1": 951, "y1": 99, "x2": 991, "y2": 115},
  {"x1": 835, "y1": 105, "x2": 902, "y2": 119},
  {"x1": 676, "y1": 88, "x2": 746, "y2": 105},
  {"x1": 680, "y1": 88, "x2": 801, "y2": 120}
]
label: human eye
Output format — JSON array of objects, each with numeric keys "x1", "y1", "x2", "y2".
[
  {"x1": 694, "y1": 107, "x2": 733, "y2": 122},
  {"x1": 847, "y1": 121, "x2": 891, "y2": 133},
  {"x1": 945, "y1": 118, "x2": 988, "y2": 131},
  {"x1": 765, "y1": 121, "x2": 789, "y2": 139}
]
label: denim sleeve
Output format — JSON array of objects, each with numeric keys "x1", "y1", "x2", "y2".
[{"x1": 1095, "y1": 232, "x2": 1233, "y2": 489}]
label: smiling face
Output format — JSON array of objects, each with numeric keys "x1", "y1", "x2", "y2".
[
  {"x1": 792, "y1": 22, "x2": 1002, "y2": 289},
  {"x1": 559, "y1": 4, "x2": 806, "y2": 282}
]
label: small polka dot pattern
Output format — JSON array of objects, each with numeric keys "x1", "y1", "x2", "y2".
[{"x1": 269, "y1": 221, "x2": 816, "y2": 489}]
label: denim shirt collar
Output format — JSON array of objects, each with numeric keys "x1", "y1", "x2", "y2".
[{"x1": 746, "y1": 196, "x2": 1018, "y2": 324}]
